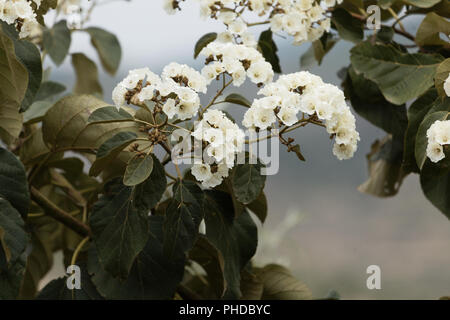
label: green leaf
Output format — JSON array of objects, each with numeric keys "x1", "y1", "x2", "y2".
[
  {"x1": 231, "y1": 156, "x2": 266, "y2": 205},
  {"x1": 89, "y1": 179, "x2": 150, "y2": 279},
  {"x1": 415, "y1": 110, "x2": 450, "y2": 170},
  {"x1": 164, "y1": 180, "x2": 204, "y2": 257},
  {"x1": 435, "y1": 58, "x2": 450, "y2": 98},
  {"x1": 358, "y1": 135, "x2": 406, "y2": 197},
  {"x1": 133, "y1": 155, "x2": 167, "y2": 212},
  {"x1": 344, "y1": 66, "x2": 408, "y2": 137},
  {"x1": 246, "y1": 192, "x2": 267, "y2": 223},
  {"x1": 189, "y1": 236, "x2": 226, "y2": 298},
  {"x1": 89, "y1": 131, "x2": 138, "y2": 177},
  {"x1": 416, "y1": 12, "x2": 450, "y2": 47},
  {"x1": 376, "y1": 26, "x2": 395, "y2": 44},
  {"x1": 42, "y1": 95, "x2": 143, "y2": 154},
  {"x1": 258, "y1": 29, "x2": 281, "y2": 73},
  {"x1": 2, "y1": 22, "x2": 42, "y2": 112},
  {"x1": 194, "y1": 32, "x2": 217, "y2": 59},
  {"x1": 350, "y1": 41, "x2": 443, "y2": 105},
  {"x1": 0, "y1": 29, "x2": 27, "y2": 144},
  {"x1": 403, "y1": 89, "x2": 438, "y2": 173},
  {"x1": 43, "y1": 20, "x2": 71, "y2": 65},
  {"x1": 255, "y1": 264, "x2": 313, "y2": 300},
  {"x1": 0, "y1": 199, "x2": 28, "y2": 267},
  {"x1": 84, "y1": 27, "x2": 121, "y2": 75},
  {"x1": 404, "y1": 0, "x2": 441, "y2": 8},
  {"x1": 0, "y1": 252, "x2": 26, "y2": 299},
  {"x1": 332, "y1": 8, "x2": 363, "y2": 43},
  {"x1": 240, "y1": 269, "x2": 264, "y2": 300},
  {"x1": 0, "y1": 147, "x2": 30, "y2": 218},
  {"x1": 420, "y1": 162, "x2": 450, "y2": 219},
  {"x1": 204, "y1": 190, "x2": 258, "y2": 299},
  {"x1": 34, "y1": 81, "x2": 65, "y2": 101},
  {"x1": 88, "y1": 215, "x2": 185, "y2": 299},
  {"x1": 88, "y1": 106, "x2": 134, "y2": 124},
  {"x1": 123, "y1": 154, "x2": 154, "y2": 186},
  {"x1": 224, "y1": 93, "x2": 252, "y2": 108},
  {"x1": 71, "y1": 53, "x2": 103, "y2": 97},
  {"x1": 37, "y1": 264, "x2": 103, "y2": 300},
  {"x1": 23, "y1": 100, "x2": 53, "y2": 124}
]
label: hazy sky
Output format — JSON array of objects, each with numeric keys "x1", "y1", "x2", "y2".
[{"x1": 44, "y1": 0, "x2": 450, "y2": 299}]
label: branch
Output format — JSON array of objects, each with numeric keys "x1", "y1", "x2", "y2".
[{"x1": 30, "y1": 187, "x2": 92, "y2": 238}]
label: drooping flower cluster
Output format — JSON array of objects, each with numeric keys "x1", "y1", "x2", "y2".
[
  {"x1": 0, "y1": 0, "x2": 41, "y2": 38},
  {"x1": 112, "y1": 64, "x2": 207, "y2": 120},
  {"x1": 243, "y1": 71, "x2": 359, "y2": 160},
  {"x1": 191, "y1": 109, "x2": 245, "y2": 188},
  {"x1": 444, "y1": 74, "x2": 450, "y2": 97},
  {"x1": 200, "y1": 41, "x2": 274, "y2": 87},
  {"x1": 426, "y1": 120, "x2": 450, "y2": 163},
  {"x1": 164, "y1": 0, "x2": 341, "y2": 45}
]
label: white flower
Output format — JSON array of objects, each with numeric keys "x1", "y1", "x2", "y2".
[
  {"x1": 163, "y1": 0, "x2": 177, "y2": 14},
  {"x1": 426, "y1": 142, "x2": 445, "y2": 163},
  {"x1": 218, "y1": 11, "x2": 236, "y2": 25},
  {"x1": 112, "y1": 84, "x2": 128, "y2": 109},
  {"x1": 247, "y1": 61, "x2": 273, "y2": 85},
  {"x1": 241, "y1": 31, "x2": 257, "y2": 48},
  {"x1": 191, "y1": 163, "x2": 213, "y2": 182},
  {"x1": 203, "y1": 109, "x2": 225, "y2": 126},
  {"x1": 228, "y1": 19, "x2": 247, "y2": 35},
  {"x1": 333, "y1": 142, "x2": 357, "y2": 160},
  {"x1": 278, "y1": 106, "x2": 298, "y2": 126},
  {"x1": 217, "y1": 31, "x2": 233, "y2": 43},
  {"x1": 231, "y1": 66, "x2": 246, "y2": 87},
  {"x1": 253, "y1": 107, "x2": 276, "y2": 129},
  {"x1": 444, "y1": 74, "x2": 450, "y2": 97},
  {"x1": 204, "y1": 128, "x2": 224, "y2": 147},
  {"x1": 162, "y1": 98, "x2": 177, "y2": 119}
]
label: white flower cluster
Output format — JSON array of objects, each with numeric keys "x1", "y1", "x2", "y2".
[
  {"x1": 243, "y1": 71, "x2": 359, "y2": 160},
  {"x1": 61, "y1": 0, "x2": 82, "y2": 29},
  {"x1": 112, "y1": 64, "x2": 208, "y2": 120},
  {"x1": 426, "y1": 120, "x2": 450, "y2": 163},
  {"x1": 200, "y1": 41, "x2": 274, "y2": 87},
  {"x1": 444, "y1": 74, "x2": 450, "y2": 97},
  {"x1": 0, "y1": 0, "x2": 41, "y2": 38},
  {"x1": 191, "y1": 109, "x2": 245, "y2": 188},
  {"x1": 165, "y1": 0, "x2": 342, "y2": 45}
]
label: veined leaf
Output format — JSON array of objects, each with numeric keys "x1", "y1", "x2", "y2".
[
  {"x1": 332, "y1": 8, "x2": 363, "y2": 43},
  {"x1": 204, "y1": 190, "x2": 258, "y2": 299},
  {"x1": 123, "y1": 154, "x2": 154, "y2": 186},
  {"x1": 163, "y1": 180, "x2": 204, "y2": 258},
  {"x1": 224, "y1": 93, "x2": 252, "y2": 108},
  {"x1": 0, "y1": 29, "x2": 27, "y2": 144},
  {"x1": 88, "y1": 215, "x2": 185, "y2": 299},
  {"x1": 231, "y1": 156, "x2": 266, "y2": 205},
  {"x1": 435, "y1": 58, "x2": 450, "y2": 98},
  {"x1": 258, "y1": 29, "x2": 281, "y2": 73},
  {"x1": 88, "y1": 106, "x2": 134, "y2": 124},
  {"x1": 416, "y1": 12, "x2": 450, "y2": 47},
  {"x1": 350, "y1": 41, "x2": 443, "y2": 105}
]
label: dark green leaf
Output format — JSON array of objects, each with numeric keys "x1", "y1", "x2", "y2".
[
  {"x1": 34, "y1": 81, "x2": 66, "y2": 101},
  {"x1": 416, "y1": 12, "x2": 450, "y2": 47},
  {"x1": 89, "y1": 179, "x2": 150, "y2": 279},
  {"x1": 164, "y1": 180, "x2": 204, "y2": 257},
  {"x1": 194, "y1": 32, "x2": 217, "y2": 59},
  {"x1": 332, "y1": 8, "x2": 364, "y2": 43},
  {"x1": 204, "y1": 190, "x2": 258, "y2": 299},
  {"x1": 23, "y1": 100, "x2": 53, "y2": 124},
  {"x1": 420, "y1": 161, "x2": 450, "y2": 219},
  {"x1": 231, "y1": 157, "x2": 266, "y2": 205},
  {"x1": 224, "y1": 93, "x2": 252, "y2": 108},
  {"x1": 71, "y1": 53, "x2": 103, "y2": 97},
  {"x1": 84, "y1": 27, "x2": 121, "y2": 75},
  {"x1": 258, "y1": 29, "x2": 281, "y2": 73},
  {"x1": 403, "y1": 89, "x2": 438, "y2": 173},
  {"x1": 435, "y1": 58, "x2": 450, "y2": 98},
  {"x1": 88, "y1": 215, "x2": 185, "y2": 299},
  {"x1": 43, "y1": 20, "x2": 71, "y2": 65},
  {"x1": 0, "y1": 253, "x2": 26, "y2": 299},
  {"x1": 246, "y1": 192, "x2": 267, "y2": 223},
  {"x1": 0, "y1": 147, "x2": 30, "y2": 218},
  {"x1": 89, "y1": 131, "x2": 138, "y2": 177},
  {"x1": 350, "y1": 41, "x2": 443, "y2": 105},
  {"x1": 88, "y1": 106, "x2": 134, "y2": 124}
]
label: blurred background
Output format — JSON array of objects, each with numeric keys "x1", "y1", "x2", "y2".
[{"x1": 43, "y1": 0, "x2": 450, "y2": 299}]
